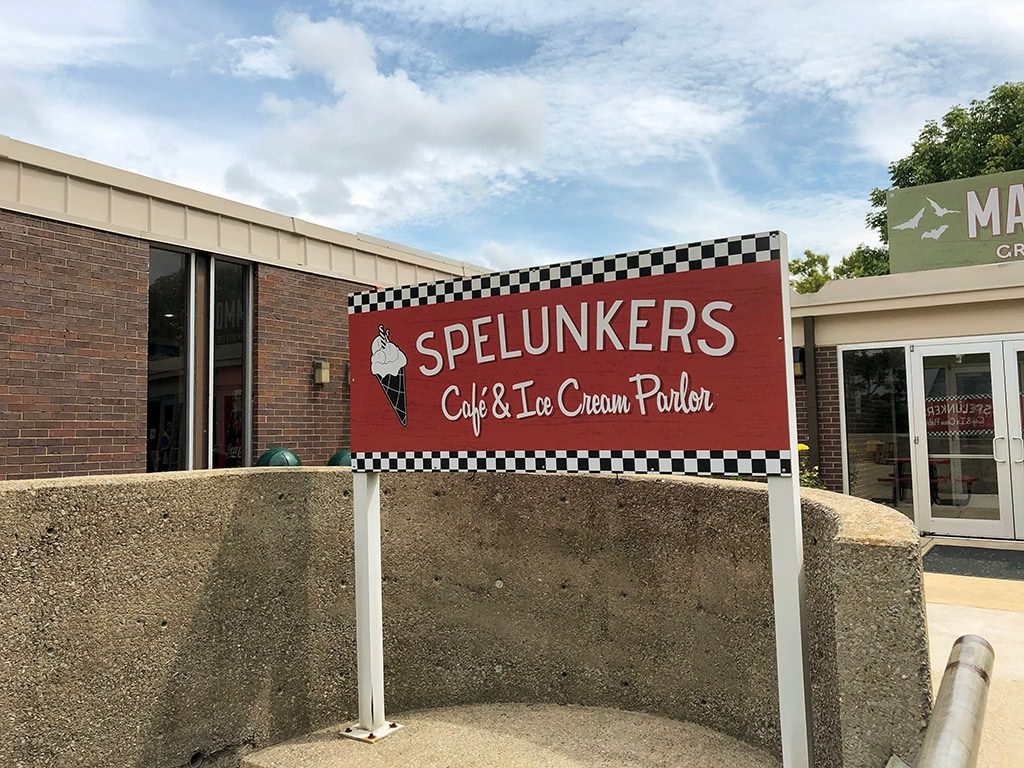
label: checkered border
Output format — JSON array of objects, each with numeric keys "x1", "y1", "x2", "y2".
[
  {"x1": 924, "y1": 396, "x2": 994, "y2": 436},
  {"x1": 352, "y1": 449, "x2": 791, "y2": 476},
  {"x1": 349, "y1": 231, "x2": 781, "y2": 314}
]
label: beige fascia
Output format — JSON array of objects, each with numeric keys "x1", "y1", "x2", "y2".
[
  {"x1": 0, "y1": 134, "x2": 488, "y2": 287},
  {"x1": 790, "y1": 259, "x2": 1024, "y2": 347}
]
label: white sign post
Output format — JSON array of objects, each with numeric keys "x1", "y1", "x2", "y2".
[
  {"x1": 768, "y1": 473, "x2": 812, "y2": 766},
  {"x1": 768, "y1": 238, "x2": 813, "y2": 767},
  {"x1": 343, "y1": 470, "x2": 400, "y2": 741}
]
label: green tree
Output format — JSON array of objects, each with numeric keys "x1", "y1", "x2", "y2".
[
  {"x1": 790, "y1": 83, "x2": 1024, "y2": 289},
  {"x1": 867, "y1": 81, "x2": 1024, "y2": 248},
  {"x1": 834, "y1": 244, "x2": 889, "y2": 279},
  {"x1": 789, "y1": 249, "x2": 832, "y2": 294}
]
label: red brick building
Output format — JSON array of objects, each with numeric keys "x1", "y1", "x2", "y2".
[
  {"x1": 5, "y1": 137, "x2": 1024, "y2": 544},
  {"x1": 0, "y1": 136, "x2": 483, "y2": 480}
]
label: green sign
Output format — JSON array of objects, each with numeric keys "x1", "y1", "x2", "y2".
[{"x1": 887, "y1": 169, "x2": 1024, "y2": 273}]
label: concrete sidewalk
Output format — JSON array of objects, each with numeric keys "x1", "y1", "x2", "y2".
[
  {"x1": 925, "y1": 571, "x2": 1024, "y2": 768},
  {"x1": 242, "y1": 704, "x2": 780, "y2": 768}
]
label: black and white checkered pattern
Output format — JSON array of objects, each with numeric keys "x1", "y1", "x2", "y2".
[
  {"x1": 923, "y1": 396, "x2": 994, "y2": 436},
  {"x1": 349, "y1": 231, "x2": 781, "y2": 314},
  {"x1": 352, "y1": 449, "x2": 791, "y2": 476}
]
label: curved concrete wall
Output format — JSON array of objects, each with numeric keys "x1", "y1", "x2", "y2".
[{"x1": 0, "y1": 469, "x2": 930, "y2": 768}]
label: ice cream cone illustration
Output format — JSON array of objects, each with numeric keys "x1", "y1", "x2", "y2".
[{"x1": 371, "y1": 325, "x2": 408, "y2": 426}]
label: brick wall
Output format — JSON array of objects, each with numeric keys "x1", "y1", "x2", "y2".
[
  {"x1": 253, "y1": 265, "x2": 365, "y2": 465},
  {"x1": 815, "y1": 347, "x2": 843, "y2": 492},
  {"x1": 0, "y1": 211, "x2": 148, "y2": 480},
  {"x1": 795, "y1": 376, "x2": 808, "y2": 444},
  {"x1": 792, "y1": 370, "x2": 843, "y2": 491},
  {"x1": 2, "y1": 210, "x2": 842, "y2": 486}
]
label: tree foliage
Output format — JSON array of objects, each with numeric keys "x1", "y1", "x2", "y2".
[
  {"x1": 792, "y1": 82, "x2": 1024, "y2": 289},
  {"x1": 789, "y1": 249, "x2": 832, "y2": 294},
  {"x1": 833, "y1": 244, "x2": 889, "y2": 280},
  {"x1": 790, "y1": 244, "x2": 891, "y2": 293},
  {"x1": 868, "y1": 81, "x2": 1024, "y2": 245}
]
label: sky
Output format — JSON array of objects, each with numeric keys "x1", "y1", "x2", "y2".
[{"x1": 1, "y1": 1, "x2": 1022, "y2": 271}]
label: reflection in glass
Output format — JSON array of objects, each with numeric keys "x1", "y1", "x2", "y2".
[
  {"x1": 212, "y1": 260, "x2": 248, "y2": 468},
  {"x1": 921, "y1": 353, "x2": 999, "y2": 521},
  {"x1": 148, "y1": 250, "x2": 189, "y2": 472},
  {"x1": 842, "y1": 348, "x2": 913, "y2": 519}
]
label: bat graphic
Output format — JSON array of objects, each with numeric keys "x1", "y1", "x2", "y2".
[
  {"x1": 893, "y1": 207, "x2": 925, "y2": 230},
  {"x1": 921, "y1": 225, "x2": 949, "y2": 240},
  {"x1": 927, "y1": 197, "x2": 960, "y2": 217}
]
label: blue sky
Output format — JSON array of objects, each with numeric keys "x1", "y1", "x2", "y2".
[{"x1": 2, "y1": 1, "x2": 1022, "y2": 270}]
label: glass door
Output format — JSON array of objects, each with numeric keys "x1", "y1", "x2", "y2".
[
  {"x1": 147, "y1": 249, "x2": 191, "y2": 472},
  {"x1": 1004, "y1": 341, "x2": 1024, "y2": 538},
  {"x1": 910, "y1": 341, "x2": 1015, "y2": 538},
  {"x1": 211, "y1": 259, "x2": 251, "y2": 468}
]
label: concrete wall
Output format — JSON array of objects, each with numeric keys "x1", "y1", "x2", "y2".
[{"x1": 0, "y1": 468, "x2": 931, "y2": 768}]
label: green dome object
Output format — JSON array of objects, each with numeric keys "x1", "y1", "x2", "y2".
[
  {"x1": 255, "y1": 447, "x2": 302, "y2": 467},
  {"x1": 327, "y1": 449, "x2": 352, "y2": 467}
]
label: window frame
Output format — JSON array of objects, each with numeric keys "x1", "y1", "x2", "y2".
[
  {"x1": 837, "y1": 341, "x2": 912, "y2": 497},
  {"x1": 146, "y1": 245, "x2": 253, "y2": 471},
  {"x1": 208, "y1": 254, "x2": 254, "y2": 470},
  {"x1": 146, "y1": 245, "x2": 197, "y2": 472}
]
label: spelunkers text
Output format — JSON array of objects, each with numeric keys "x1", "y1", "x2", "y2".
[{"x1": 414, "y1": 297, "x2": 735, "y2": 376}]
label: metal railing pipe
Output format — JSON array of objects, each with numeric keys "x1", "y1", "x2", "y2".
[{"x1": 914, "y1": 634, "x2": 995, "y2": 768}]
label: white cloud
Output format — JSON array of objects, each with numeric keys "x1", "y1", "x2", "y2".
[
  {"x1": 347, "y1": 0, "x2": 612, "y2": 34},
  {"x1": 16, "y1": 80, "x2": 238, "y2": 195},
  {"x1": 542, "y1": 82, "x2": 744, "y2": 175},
  {"x1": 446, "y1": 186, "x2": 878, "y2": 272},
  {"x1": 468, "y1": 239, "x2": 591, "y2": 270},
  {"x1": 213, "y1": 12, "x2": 748, "y2": 228},
  {"x1": 641, "y1": 186, "x2": 881, "y2": 266},
  {"x1": 222, "y1": 14, "x2": 548, "y2": 230},
  {"x1": 0, "y1": 78, "x2": 41, "y2": 135},
  {"x1": 851, "y1": 94, "x2": 965, "y2": 165},
  {"x1": 0, "y1": 0, "x2": 241, "y2": 199},
  {"x1": 0, "y1": 0, "x2": 151, "y2": 72},
  {"x1": 221, "y1": 35, "x2": 296, "y2": 79},
  {"x1": 2, "y1": 0, "x2": 1022, "y2": 270},
  {"x1": 354, "y1": 0, "x2": 1024, "y2": 164}
]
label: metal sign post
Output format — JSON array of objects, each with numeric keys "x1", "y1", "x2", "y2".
[
  {"x1": 767, "y1": 234, "x2": 812, "y2": 767},
  {"x1": 768, "y1": 475, "x2": 812, "y2": 767},
  {"x1": 343, "y1": 470, "x2": 400, "y2": 741},
  {"x1": 344, "y1": 230, "x2": 813, "y2": 763}
]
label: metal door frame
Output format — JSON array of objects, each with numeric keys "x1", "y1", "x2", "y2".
[
  {"x1": 909, "y1": 340, "x2": 1015, "y2": 539},
  {"x1": 1002, "y1": 340, "x2": 1024, "y2": 539}
]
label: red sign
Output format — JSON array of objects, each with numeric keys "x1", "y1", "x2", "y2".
[
  {"x1": 925, "y1": 395, "x2": 995, "y2": 435},
  {"x1": 349, "y1": 232, "x2": 794, "y2": 476}
]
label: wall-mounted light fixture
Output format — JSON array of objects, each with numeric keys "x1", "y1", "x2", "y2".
[
  {"x1": 313, "y1": 359, "x2": 331, "y2": 385},
  {"x1": 793, "y1": 347, "x2": 806, "y2": 379}
]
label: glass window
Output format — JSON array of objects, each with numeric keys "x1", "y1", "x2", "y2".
[
  {"x1": 920, "y1": 352, "x2": 999, "y2": 520},
  {"x1": 841, "y1": 348, "x2": 913, "y2": 519},
  {"x1": 212, "y1": 260, "x2": 249, "y2": 468},
  {"x1": 147, "y1": 249, "x2": 190, "y2": 472},
  {"x1": 147, "y1": 249, "x2": 251, "y2": 472}
]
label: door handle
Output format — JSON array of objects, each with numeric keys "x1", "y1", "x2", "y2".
[
  {"x1": 1012, "y1": 436, "x2": 1024, "y2": 464},
  {"x1": 994, "y1": 436, "x2": 1008, "y2": 463}
]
